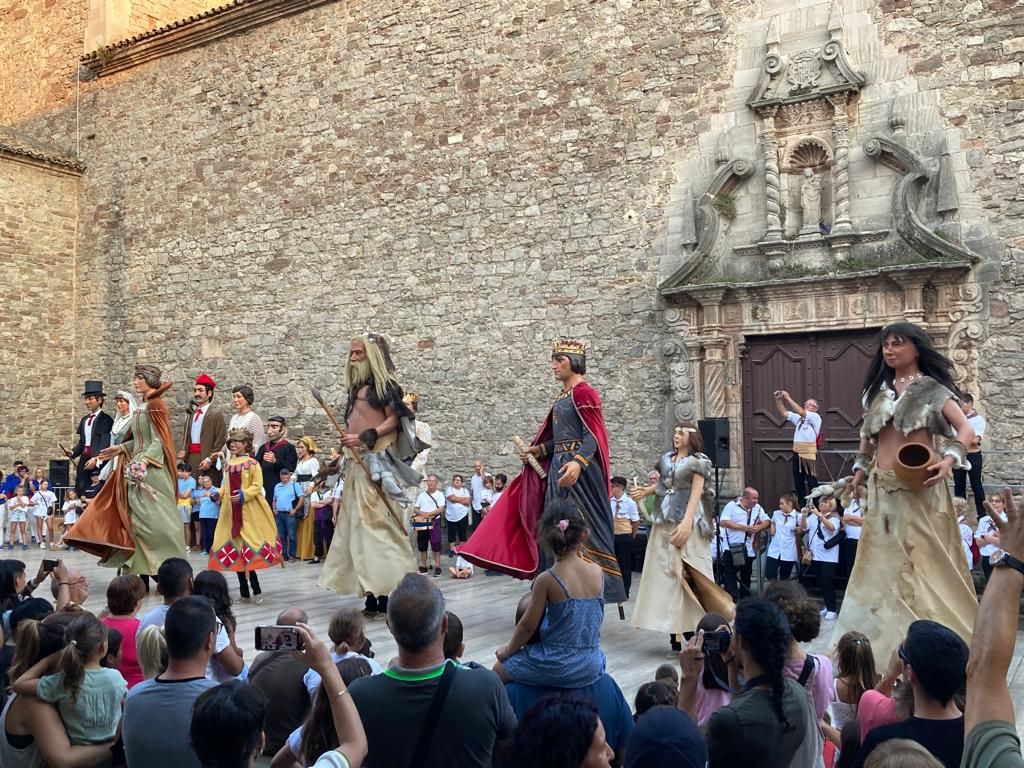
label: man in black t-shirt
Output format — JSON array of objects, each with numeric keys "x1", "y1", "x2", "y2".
[
  {"x1": 854, "y1": 620, "x2": 969, "y2": 768},
  {"x1": 348, "y1": 573, "x2": 517, "y2": 767}
]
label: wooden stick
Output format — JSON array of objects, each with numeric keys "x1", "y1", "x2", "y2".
[
  {"x1": 310, "y1": 388, "x2": 407, "y2": 536},
  {"x1": 513, "y1": 436, "x2": 548, "y2": 479}
]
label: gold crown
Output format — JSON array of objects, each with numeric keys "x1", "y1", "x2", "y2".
[
  {"x1": 227, "y1": 427, "x2": 253, "y2": 443},
  {"x1": 552, "y1": 337, "x2": 588, "y2": 356}
]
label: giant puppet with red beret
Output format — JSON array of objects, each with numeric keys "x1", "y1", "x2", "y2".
[{"x1": 179, "y1": 372, "x2": 228, "y2": 485}]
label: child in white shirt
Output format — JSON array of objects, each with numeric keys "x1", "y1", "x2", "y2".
[
  {"x1": 6, "y1": 485, "x2": 31, "y2": 550},
  {"x1": 60, "y1": 490, "x2": 84, "y2": 548},
  {"x1": 30, "y1": 480, "x2": 57, "y2": 549}
]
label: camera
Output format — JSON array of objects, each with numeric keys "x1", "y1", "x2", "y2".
[{"x1": 683, "y1": 628, "x2": 732, "y2": 656}]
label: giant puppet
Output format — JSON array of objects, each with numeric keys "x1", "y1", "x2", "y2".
[{"x1": 459, "y1": 338, "x2": 626, "y2": 604}]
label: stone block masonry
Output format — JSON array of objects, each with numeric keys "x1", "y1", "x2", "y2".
[
  {"x1": 0, "y1": 0, "x2": 1021, "y2": 486},
  {"x1": 0, "y1": 156, "x2": 80, "y2": 464}
]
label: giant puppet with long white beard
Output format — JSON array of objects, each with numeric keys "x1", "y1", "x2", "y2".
[{"x1": 318, "y1": 334, "x2": 423, "y2": 615}]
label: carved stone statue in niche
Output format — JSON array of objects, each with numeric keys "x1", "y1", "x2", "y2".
[{"x1": 799, "y1": 167, "x2": 823, "y2": 236}]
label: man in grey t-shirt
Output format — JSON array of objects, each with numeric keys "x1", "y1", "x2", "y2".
[
  {"x1": 349, "y1": 573, "x2": 516, "y2": 767},
  {"x1": 124, "y1": 596, "x2": 217, "y2": 768}
]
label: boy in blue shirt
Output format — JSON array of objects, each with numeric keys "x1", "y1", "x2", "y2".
[
  {"x1": 176, "y1": 463, "x2": 197, "y2": 554},
  {"x1": 193, "y1": 474, "x2": 221, "y2": 555},
  {"x1": 272, "y1": 468, "x2": 302, "y2": 561}
]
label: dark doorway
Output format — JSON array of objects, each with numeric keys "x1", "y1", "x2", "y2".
[{"x1": 741, "y1": 329, "x2": 878, "y2": 508}]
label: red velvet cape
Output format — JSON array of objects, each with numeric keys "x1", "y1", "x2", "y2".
[{"x1": 457, "y1": 380, "x2": 611, "y2": 577}]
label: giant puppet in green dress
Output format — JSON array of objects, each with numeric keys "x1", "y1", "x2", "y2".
[{"x1": 65, "y1": 365, "x2": 186, "y2": 575}]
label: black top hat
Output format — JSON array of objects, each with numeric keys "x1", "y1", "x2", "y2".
[{"x1": 82, "y1": 380, "x2": 106, "y2": 397}]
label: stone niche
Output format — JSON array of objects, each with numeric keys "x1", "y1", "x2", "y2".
[{"x1": 654, "y1": 0, "x2": 1002, "y2": 469}]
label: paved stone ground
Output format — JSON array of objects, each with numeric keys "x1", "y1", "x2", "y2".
[{"x1": 33, "y1": 543, "x2": 1024, "y2": 737}]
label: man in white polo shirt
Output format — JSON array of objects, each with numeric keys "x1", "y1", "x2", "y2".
[
  {"x1": 953, "y1": 393, "x2": 987, "y2": 520},
  {"x1": 774, "y1": 390, "x2": 822, "y2": 504},
  {"x1": 719, "y1": 487, "x2": 769, "y2": 599}
]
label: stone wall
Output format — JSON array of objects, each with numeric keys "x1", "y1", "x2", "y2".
[
  {"x1": 866, "y1": 0, "x2": 1024, "y2": 483},
  {"x1": 127, "y1": 0, "x2": 223, "y2": 37},
  {"x1": 4, "y1": 0, "x2": 1023, "y2": 485},
  {"x1": 0, "y1": 155, "x2": 81, "y2": 467},
  {"x1": 0, "y1": 1, "x2": 87, "y2": 125}
]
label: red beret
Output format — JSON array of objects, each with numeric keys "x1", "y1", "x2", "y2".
[{"x1": 195, "y1": 373, "x2": 216, "y2": 389}]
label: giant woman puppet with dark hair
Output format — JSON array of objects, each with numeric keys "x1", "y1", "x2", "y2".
[
  {"x1": 834, "y1": 322, "x2": 978, "y2": 666},
  {"x1": 459, "y1": 338, "x2": 626, "y2": 604}
]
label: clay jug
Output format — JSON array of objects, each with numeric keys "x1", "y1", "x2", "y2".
[{"x1": 894, "y1": 442, "x2": 939, "y2": 489}]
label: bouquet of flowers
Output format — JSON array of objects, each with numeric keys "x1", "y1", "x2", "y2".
[{"x1": 123, "y1": 461, "x2": 157, "y2": 501}]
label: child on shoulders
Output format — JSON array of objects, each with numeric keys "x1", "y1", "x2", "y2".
[
  {"x1": 12, "y1": 612, "x2": 127, "y2": 744},
  {"x1": 493, "y1": 501, "x2": 606, "y2": 688}
]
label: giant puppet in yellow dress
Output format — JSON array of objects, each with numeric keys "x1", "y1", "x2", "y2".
[{"x1": 208, "y1": 428, "x2": 282, "y2": 601}]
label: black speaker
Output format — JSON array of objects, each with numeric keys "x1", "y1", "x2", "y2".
[
  {"x1": 698, "y1": 418, "x2": 730, "y2": 468},
  {"x1": 48, "y1": 459, "x2": 70, "y2": 488}
]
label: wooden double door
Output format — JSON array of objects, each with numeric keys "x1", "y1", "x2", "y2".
[{"x1": 741, "y1": 329, "x2": 878, "y2": 508}]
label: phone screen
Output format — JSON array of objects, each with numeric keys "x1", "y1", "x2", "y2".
[
  {"x1": 254, "y1": 625, "x2": 304, "y2": 652},
  {"x1": 42, "y1": 559, "x2": 59, "y2": 572}
]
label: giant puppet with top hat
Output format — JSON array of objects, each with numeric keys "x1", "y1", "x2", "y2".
[
  {"x1": 69, "y1": 381, "x2": 114, "y2": 495},
  {"x1": 181, "y1": 372, "x2": 228, "y2": 486},
  {"x1": 459, "y1": 338, "x2": 626, "y2": 604}
]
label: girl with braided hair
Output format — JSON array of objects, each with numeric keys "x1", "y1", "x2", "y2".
[
  {"x1": 704, "y1": 598, "x2": 812, "y2": 768},
  {"x1": 493, "y1": 500, "x2": 607, "y2": 688}
]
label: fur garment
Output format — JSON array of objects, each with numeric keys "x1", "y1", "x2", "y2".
[{"x1": 860, "y1": 376, "x2": 959, "y2": 442}]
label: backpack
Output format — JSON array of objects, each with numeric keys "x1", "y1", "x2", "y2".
[{"x1": 789, "y1": 656, "x2": 826, "y2": 768}]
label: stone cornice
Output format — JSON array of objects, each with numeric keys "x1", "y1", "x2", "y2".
[
  {"x1": 662, "y1": 260, "x2": 972, "y2": 302},
  {"x1": 80, "y1": 0, "x2": 342, "y2": 77}
]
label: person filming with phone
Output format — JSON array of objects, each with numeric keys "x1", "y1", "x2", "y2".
[{"x1": 676, "y1": 612, "x2": 735, "y2": 726}]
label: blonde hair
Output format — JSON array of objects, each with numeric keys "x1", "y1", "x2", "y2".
[
  {"x1": 952, "y1": 497, "x2": 968, "y2": 515},
  {"x1": 137, "y1": 625, "x2": 168, "y2": 680},
  {"x1": 328, "y1": 607, "x2": 366, "y2": 654},
  {"x1": 864, "y1": 739, "x2": 942, "y2": 768}
]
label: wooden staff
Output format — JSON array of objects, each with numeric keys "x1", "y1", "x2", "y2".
[
  {"x1": 513, "y1": 436, "x2": 547, "y2": 478},
  {"x1": 310, "y1": 388, "x2": 407, "y2": 536}
]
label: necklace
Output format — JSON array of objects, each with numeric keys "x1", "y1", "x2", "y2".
[{"x1": 896, "y1": 372, "x2": 922, "y2": 384}]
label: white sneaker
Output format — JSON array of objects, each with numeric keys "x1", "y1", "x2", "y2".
[
  {"x1": 185, "y1": 546, "x2": 191, "y2": 554},
  {"x1": 40, "y1": 542, "x2": 46, "y2": 549},
  {"x1": 819, "y1": 608, "x2": 828, "y2": 617},
  {"x1": 824, "y1": 611, "x2": 838, "y2": 620}
]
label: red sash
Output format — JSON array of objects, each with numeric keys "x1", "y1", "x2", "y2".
[{"x1": 188, "y1": 443, "x2": 202, "y2": 453}]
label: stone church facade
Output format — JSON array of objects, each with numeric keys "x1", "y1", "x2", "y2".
[{"x1": 1, "y1": 0, "x2": 1021, "y2": 493}]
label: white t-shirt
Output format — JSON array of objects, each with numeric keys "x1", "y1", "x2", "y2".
[
  {"x1": 787, "y1": 411, "x2": 822, "y2": 443},
  {"x1": 415, "y1": 490, "x2": 445, "y2": 516},
  {"x1": 958, "y1": 519, "x2": 974, "y2": 569},
  {"x1": 976, "y1": 515, "x2": 1004, "y2": 558},
  {"x1": 31, "y1": 490, "x2": 56, "y2": 517},
  {"x1": 767, "y1": 509, "x2": 800, "y2": 562},
  {"x1": 491, "y1": 488, "x2": 504, "y2": 506},
  {"x1": 206, "y1": 626, "x2": 235, "y2": 682},
  {"x1": 806, "y1": 512, "x2": 841, "y2": 563},
  {"x1": 445, "y1": 486, "x2": 471, "y2": 522},
  {"x1": 721, "y1": 500, "x2": 768, "y2": 556},
  {"x1": 470, "y1": 473, "x2": 485, "y2": 512},
  {"x1": 137, "y1": 604, "x2": 170, "y2": 633},
  {"x1": 331, "y1": 479, "x2": 344, "y2": 500},
  {"x1": 967, "y1": 412, "x2": 986, "y2": 446},
  {"x1": 843, "y1": 498, "x2": 864, "y2": 541},
  {"x1": 303, "y1": 650, "x2": 382, "y2": 696},
  {"x1": 62, "y1": 499, "x2": 83, "y2": 523}
]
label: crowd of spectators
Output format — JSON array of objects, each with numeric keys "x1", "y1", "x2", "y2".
[{"x1": 0, "y1": 471, "x2": 1022, "y2": 767}]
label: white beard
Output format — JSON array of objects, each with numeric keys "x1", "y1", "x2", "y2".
[{"x1": 345, "y1": 360, "x2": 371, "y2": 390}]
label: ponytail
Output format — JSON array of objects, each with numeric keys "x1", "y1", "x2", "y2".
[
  {"x1": 57, "y1": 639, "x2": 87, "y2": 703},
  {"x1": 57, "y1": 614, "x2": 107, "y2": 704}
]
